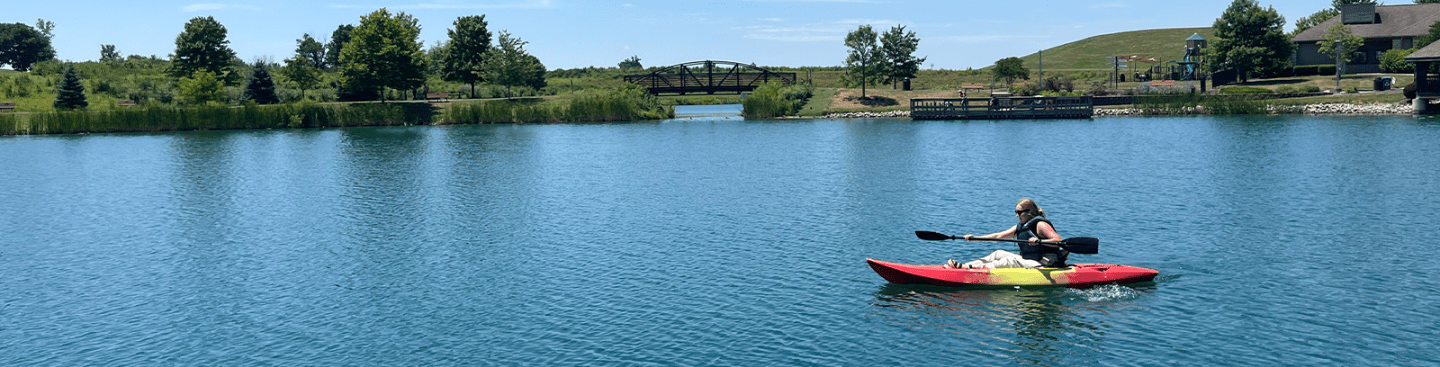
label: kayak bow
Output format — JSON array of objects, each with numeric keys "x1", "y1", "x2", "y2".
[{"x1": 866, "y1": 258, "x2": 1158, "y2": 288}]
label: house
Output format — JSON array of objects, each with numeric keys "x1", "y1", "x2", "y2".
[{"x1": 1292, "y1": 3, "x2": 1440, "y2": 74}]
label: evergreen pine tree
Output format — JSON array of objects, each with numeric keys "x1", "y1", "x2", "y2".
[
  {"x1": 244, "y1": 60, "x2": 278, "y2": 104},
  {"x1": 53, "y1": 65, "x2": 88, "y2": 109}
]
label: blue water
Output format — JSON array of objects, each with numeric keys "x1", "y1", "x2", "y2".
[{"x1": 3, "y1": 106, "x2": 1439, "y2": 365}]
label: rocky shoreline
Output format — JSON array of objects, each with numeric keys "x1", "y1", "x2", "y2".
[
  {"x1": 1094, "y1": 102, "x2": 1414, "y2": 116},
  {"x1": 801, "y1": 102, "x2": 1415, "y2": 119}
]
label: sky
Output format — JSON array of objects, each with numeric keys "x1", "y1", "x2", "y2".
[{"x1": 7, "y1": 0, "x2": 1347, "y2": 71}]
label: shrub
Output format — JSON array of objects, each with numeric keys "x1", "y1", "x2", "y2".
[
  {"x1": 1380, "y1": 49, "x2": 1415, "y2": 73},
  {"x1": 1041, "y1": 76, "x2": 1074, "y2": 92},
  {"x1": 742, "y1": 81, "x2": 812, "y2": 118}
]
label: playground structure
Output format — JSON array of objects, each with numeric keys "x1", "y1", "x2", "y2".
[{"x1": 1176, "y1": 33, "x2": 1207, "y2": 81}]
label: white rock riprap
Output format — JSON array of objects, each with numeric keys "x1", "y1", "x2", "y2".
[
  {"x1": 822, "y1": 110, "x2": 910, "y2": 119},
  {"x1": 1096, "y1": 103, "x2": 1413, "y2": 116}
]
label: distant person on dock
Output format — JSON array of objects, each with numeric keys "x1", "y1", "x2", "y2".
[{"x1": 946, "y1": 198, "x2": 1066, "y2": 269}]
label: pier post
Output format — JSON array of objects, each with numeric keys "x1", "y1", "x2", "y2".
[{"x1": 1417, "y1": 98, "x2": 1428, "y2": 114}]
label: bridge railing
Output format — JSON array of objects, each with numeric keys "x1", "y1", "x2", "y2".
[{"x1": 623, "y1": 60, "x2": 798, "y2": 95}]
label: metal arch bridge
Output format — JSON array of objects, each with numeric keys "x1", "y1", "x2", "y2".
[{"x1": 623, "y1": 60, "x2": 797, "y2": 95}]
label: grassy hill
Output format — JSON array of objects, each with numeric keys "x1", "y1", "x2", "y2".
[{"x1": 1015, "y1": 27, "x2": 1215, "y2": 71}]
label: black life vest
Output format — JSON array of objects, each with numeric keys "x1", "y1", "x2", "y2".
[{"x1": 1016, "y1": 216, "x2": 1067, "y2": 267}]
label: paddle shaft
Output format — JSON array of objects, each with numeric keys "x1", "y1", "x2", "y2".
[{"x1": 914, "y1": 230, "x2": 1099, "y2": 254}]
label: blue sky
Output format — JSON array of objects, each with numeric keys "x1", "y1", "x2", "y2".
[{"x1": 9, "y1": 0, "x2": 1337, "y2": 70}]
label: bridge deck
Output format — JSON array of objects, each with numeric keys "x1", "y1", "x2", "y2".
[{"x1": 911, "y1": 96, "x2": 1094, "y2": 120}]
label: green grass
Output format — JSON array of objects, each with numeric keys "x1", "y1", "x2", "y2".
[
  {"x1": 796, "y1": 88, "x2": 836, "y2": 117},
  {"x1": 1015, "y1": 27, "x2": 1216, "y2": 70}
]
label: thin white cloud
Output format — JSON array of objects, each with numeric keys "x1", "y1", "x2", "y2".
[
  {"x1": 741, "y1": 19, "x2": 899, "y2": 42},
  {"x1": 183, "y1": 3, "x2": 262, "y2": 12},
  {"x1": 328, "y1": 0, "x2": 554, "y2": 10}
]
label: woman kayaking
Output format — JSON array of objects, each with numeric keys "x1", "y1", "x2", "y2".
[{"x1": 945, "y1": 198, "x2": 1066, "y2": 269}]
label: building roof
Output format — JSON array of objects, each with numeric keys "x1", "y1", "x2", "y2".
[
  {"x1": 1186, "y1": 33, "x2": 1207, "y2": 41},
  {"x1": 1292, "y1": 3, "x2": 1440, "y2": 42},
  {"x1": 1407, "y1": 40, "x2": 1440, "y2": 62}
]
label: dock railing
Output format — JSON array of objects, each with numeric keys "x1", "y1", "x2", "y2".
[{"x1": 911, "y1": 95, "x2": 1093, "y2": 120}]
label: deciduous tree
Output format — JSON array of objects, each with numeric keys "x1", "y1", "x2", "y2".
[
  {"x1": 177, "y1": 70, "x2": 226, "y2": 105},
  {"x1": 1206, "y1": 0, "x2": 1293, "y2": 83},
  {"x1": 53, "y1": 65, "x2": 87, "y2": 109},
  {"x1": 481, "y1": 30, "x2": 547, "y2": 96},
  {"x1": 339, "y1": 8, "x2": 427, "y2": 101},
  {"x1": 880, "y1": 24, "x2": 925, "y2": 89},
  {"x1": 842, "y1": 25, "x2": 882, "y2": 97},
  {"x1": 282, "y1": 56, "x2": 322, "y2": 100},
  {"x1": 0, "y1": 22, "x2": 56, "y2": 71},
  {"x1": 100, "y1": 44, "x2": 121, "y2": 63},
  {"x1": 441, "y1": 15, "x2": 492, "y2": 98},
  {"x1": 993, "y1": 57, "x2": 1029, "y2": 86},
  {"x1": 296, "y1": 33, "x2": 326, "y2": 68},
  {"x1": 1318, "y1": 24, "x2": 1365, "y2": 64},
  {"x1": 618, "y1": 55, "x2": 642, "y2": 70},
  {"x1": 170, "y1": 16, "x2": 238, "y2": 85}
]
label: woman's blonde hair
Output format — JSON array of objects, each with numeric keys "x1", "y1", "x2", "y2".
[{"x1": 1017, "y1": 198, "x2": 1046, "y2": 218}]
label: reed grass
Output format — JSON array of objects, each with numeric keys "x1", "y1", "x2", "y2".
[
  {"x1": 440, "y1": 85, "x2": 673, "y2": 124},
  {"x1": 742, "y1": 82, "x2": 813, "y2": 118},
  {"x1": 1135, "y1": 93, "x2": 1266, "y2": 115},
  {"x1": 0, "y1": 102, "x2": 431, "y2": 135}
]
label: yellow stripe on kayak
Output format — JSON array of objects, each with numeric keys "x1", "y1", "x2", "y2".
[{"x1": 984, "y1": 267, "x2": 1078, "y2": 286}]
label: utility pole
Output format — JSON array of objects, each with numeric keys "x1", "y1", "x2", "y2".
[
  {"x1": 1038, "y1": 50, "x2": 1043, "y2": 90},
  {"x1": 1336, "y1": 43, "x2": 1344, "y2": 93}
]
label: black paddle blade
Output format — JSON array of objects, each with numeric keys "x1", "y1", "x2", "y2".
[
  {"x1": 1060, "y1": 237, "x2": 1100, "y2": 254},
  {"x1": 914, "y1": 231, "x2": 956, "y2": 241}
]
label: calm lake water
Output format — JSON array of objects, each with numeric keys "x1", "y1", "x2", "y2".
[{"x1": 3, "y1": 105, "x2": 1439, "y2": 366}]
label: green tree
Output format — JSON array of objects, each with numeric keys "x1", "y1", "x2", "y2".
[
  {"x1": 1417, "y1": 0, "x2": 1440, "y2": 3},
  {"x1": 296, "y1": 33, "x2": 326, "y2": 68},
  {"x1": 1206, "y1": 0, "x2": 1293, "y2": 83},
  {"x1": 440, "y1": 15, "x2": 492, "y2": 98},
  {"x1": 170, "y1": 16, "x2": 239, "y2": 85},
  {"x1": 1417, "y1": 21, "x2": 1440, "y2": 49},
  {"x1": 177, "y1": 70, "x2": 226, "y2": 105},
  {"x1": 879, "y1": 24, "x2": 925, "y2": 89},
  {"x1": 339, "y1": 8, "x2": 427, "y2": 101},
  {"x1": 993, "y1": 56, "x2": 1029, "y2": 86},
  {"x1": 842, "y1": 25, "x2": 882, "y2": 97},
  {"x1": 282, "y1": 56, "x2": 322, "y2": 100},
  {"x1": 481, "y1": 30, "x2": 547, "y2": 96},
  {"x1": 100, "y1": 44, "x2": 121, "y2": 63},
  {"x1": 324, "y1": 24, "x2": 354, "y2": 69},
  {"x1": 1318, "y1": 24, "x2": 1365, "y2": 63},
  {"x1": 244, "y1": 60, "x2": 278, "y2": 104},
  {"x1": 0, "y1": 22, "x2": 56, "y2": 71},
  {"x1": 53, "y1": 65, "x2": 88, "y2": 109},
  {"x1": 618, "y1": 55, "x2": 642, "y2": 70},
  {"x1": 1292, "y1": 8, "x2": 1338, "y2": 36}
]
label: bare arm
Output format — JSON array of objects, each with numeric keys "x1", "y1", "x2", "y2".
[
  {"x1": 1032, "y1": 221, "x2": 1062, "y2": 247},
  {"x1": 964, "y1": 225, "x2": 1018, "y2": 241}
]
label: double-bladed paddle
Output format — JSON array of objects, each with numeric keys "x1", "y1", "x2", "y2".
[{"x1": 914, "y1": 230, "x2": 1100, "y2": 254}]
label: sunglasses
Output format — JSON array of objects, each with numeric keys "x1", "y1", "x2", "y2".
[{"x1": 1015, "y1": 210, "x2": 1027, "y2": 215}]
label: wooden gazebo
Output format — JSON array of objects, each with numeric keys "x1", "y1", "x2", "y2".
[{"x1": 1405, "y1": 41, "x2": 1440, "y2": 113}]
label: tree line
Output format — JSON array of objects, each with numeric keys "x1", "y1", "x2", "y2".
[{"x1": 0, "y1": 9, "x2": 547, "y2": 109}]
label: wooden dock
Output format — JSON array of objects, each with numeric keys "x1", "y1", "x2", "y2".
[{"x1": 910, "y1": 96, "x2": 1094, "y2": 120}]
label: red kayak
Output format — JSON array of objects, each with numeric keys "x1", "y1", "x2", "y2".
[{"x1": 867, "y1": 258, "x2": 1158, "y2": 288}]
